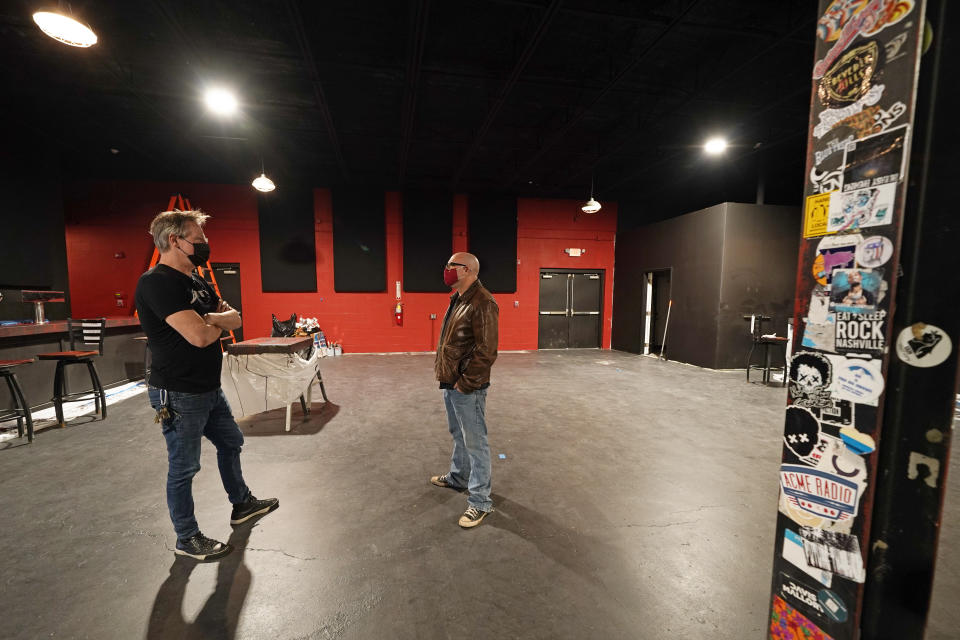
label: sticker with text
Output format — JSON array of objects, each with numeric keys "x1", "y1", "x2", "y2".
[
  {"x1": 842, "y1": 125, "x2": 908, "y2": 190},
  {"x1": 832, "y1": 357, "x2": 884, "y2": 405},
  {"x1": 828, "y1": 183, "x2": 897, "y2": 232},
  {"x1": 789, "y1": 352, "x2": 834, "y2": 409},
  {"x1": 813, "y1": 0, "x2": 915, "y2": 78},
  {"x1": 781, "y1": 465, "x2": 862, "y2": 524},
  {"x1": 828, "y1": 268, "x2": 885, "y2": 313},
  {"x1": 800, "y1": 526, "x2": 867, "y2": 583},
  {"x1": 782, "y1": 529, "x2": 833, "y2": 587}
]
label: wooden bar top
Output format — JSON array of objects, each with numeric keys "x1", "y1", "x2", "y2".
[
  {"x1": 0, "y1": 316, "x2": 141, "y2": 339},
  {"x1": 226, "y1": 336, "x2": 313, "y2": 355}
]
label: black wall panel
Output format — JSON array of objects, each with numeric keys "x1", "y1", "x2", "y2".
[
  {"x1": 257, "y1": 184, "x2": 317, "y2": 292},
  {"x1": 332, "y1": 188, "x2": 386, "y2": 292},
  {"x1": 402, "y1": 191, "x2": 452, "y2": 293},
  {"x1": 467, "y1": 195, "x2": 517, "y2": 293},
  {"x1": 0, "y1": 131, "x2": 71, "y2": 321}
]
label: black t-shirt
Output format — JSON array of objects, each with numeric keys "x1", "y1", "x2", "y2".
[{"x1": 135, "y1": 264, "x2": 222, "y2": 392}]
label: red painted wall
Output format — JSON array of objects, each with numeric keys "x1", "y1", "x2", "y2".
[{"x1": 64, "y1": 182, "x2": 616, "y2": 352}]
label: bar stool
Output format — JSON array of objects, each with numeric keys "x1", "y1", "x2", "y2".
[
  {"x1": 744, "y1": 314, "x2": 788, "y2": 386},
  {"x1": 0, "y1": 359, "x2": 35, "y2": 443},
  {"x1": 37, "y1": 318, "x2": 107, "y2": 428}
]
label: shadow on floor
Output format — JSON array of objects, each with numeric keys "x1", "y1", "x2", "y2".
[
  {"x1": 236, "y1": 402, "x2": 340, "y2": 437},
  {"x1": 486, "y1": 493, "x2": 614, "y2": 589},
  {"x1": 145, "y1": 521, "x2": 257, "y2": 640},
  {"x1": 0, "y1": 413, "x2": 104, "y2": 450}
]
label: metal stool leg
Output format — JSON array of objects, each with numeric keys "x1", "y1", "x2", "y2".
[
  {"x1": 4, "y1": 374, "x2": 23, "y2": 438},
  {"x1": 9, "y1": 373, "x2": 33, "y2": 443},
  {"x1": 764, "y1": 343, "x2": 772, "y2": 384},
  {"x1": 299, "y1": 394, "x2": 308, "y2": 415},
  {"x1": 87, "y1": 361, "x2": 101, "y2": 416},
  {"x1": 88, "y1": 361, "x2": 106, "y2": 419},
  {"x1": 746, "y1": 342, "x2": 756, "y2": 383},
  {"x1": 316, "y1": 371, "x2": 329, "y2": 402},
  {"x1": 53, "y1": 361, "x2": 66, "y2": 427}
]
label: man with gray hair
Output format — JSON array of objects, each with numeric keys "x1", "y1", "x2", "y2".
[{"x1": 135, "y1": 210, "x2": 278, "y2": 561}]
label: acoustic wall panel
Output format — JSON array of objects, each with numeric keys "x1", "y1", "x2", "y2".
[
  {"x1": 257, "y1": 184, "x2": 317, "y2": 292},
  {"x1": 332, "y1": 188, "x2": 386, "y2": 292},
  {"x1": 467, "y1": 195, "x2": 517, "y2": 293},
  {"x1": 402, "y1": 191, "x2": 453, "y2": 292}
]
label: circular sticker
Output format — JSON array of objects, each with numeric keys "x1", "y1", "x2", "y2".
[
  {"x1": 834, "y1": 358, "x2": 884, "y2": 404},
  {"x1": 812, "y1": 254, "x2": 828, "y2": 286},
  {"x1": 855, "y1": 235, "x2": 894, "y2": 268},
  {"x1": 896, "y1": 323, "x2": 953, "y2": 368}
]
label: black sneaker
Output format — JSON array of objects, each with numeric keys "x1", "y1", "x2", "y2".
[
  {"x1": 458, "y1": 506, "x2": 490, "y2": 528},
  {"x1": 230, "y1": 495, "x2": 279, "y2": 525},
  {"x1": 175, "y1": 532, "x2": 232, "y2": 560}
]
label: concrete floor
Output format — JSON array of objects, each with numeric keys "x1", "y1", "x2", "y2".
[{"x1": 1, "y1": 350, "x2": 957, "y2": 639}]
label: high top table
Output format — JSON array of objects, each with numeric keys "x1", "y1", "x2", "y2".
[
  {"x1": 225, "y1": 336, "x2": 326, "y2": 431},
  {"x1": 226, "y1": 336, "x2": 313, "y2": 356}
]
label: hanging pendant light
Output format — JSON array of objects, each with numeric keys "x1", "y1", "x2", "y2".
[
  {"x1": 252, "y1": 158, "x2": 276, "y2": 192},
  {"x1": 581, "y1": 177, "x2": 601, "y2": 214},
  {"x1": 33, "y1": 11, "x2": 98, "y2": 48},
  {"x1": 252, "y1": 174, "x2": 276, "y2": 192}
]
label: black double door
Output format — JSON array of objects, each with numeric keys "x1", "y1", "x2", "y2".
[{"x1": 538, "y1": 271, "x2": 602, "y2": 349}]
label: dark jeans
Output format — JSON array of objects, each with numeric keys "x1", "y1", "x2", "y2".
[{"x1": 148, "y1": 387, "x2": 250, "y2": 541}]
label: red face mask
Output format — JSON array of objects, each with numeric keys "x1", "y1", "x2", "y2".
[{"x1": 443, "y1": 267, "x2": 460, "y2": 286}]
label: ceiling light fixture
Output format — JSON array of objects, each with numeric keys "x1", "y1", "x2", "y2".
[
  {"x1": 252, "y1": 158, "x2": 276, "y2": 192},
  {"x1": 252, "y1": 173, "x2": 276, "y2": 192},
  {"x1": 581, "y1": 177, "x2": 601, "y2": 214},
  {"x1": 32, "y1": 11, "x2": 98, "y2": 47},
  {"x1": 704, "y1": 137, "x2": 728, "y2": 155},
  {"x1": 204, "y1": 88, "x2": 238, "y2": 116}
]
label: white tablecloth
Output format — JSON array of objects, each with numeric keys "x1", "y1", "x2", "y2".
[{"x1": 220, "y1": 348, "x2": 321, "y2": 418}]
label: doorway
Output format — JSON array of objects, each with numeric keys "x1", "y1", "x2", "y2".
[
  {"x1": 538, "y1": 270, "x2": 603, "y2": 349},
  {"x1": 642, "y1": 269, "x2": 671, "y2": 356},
  {"x1": 211, "y1": 263, "x2": 244, "y2": 342}
]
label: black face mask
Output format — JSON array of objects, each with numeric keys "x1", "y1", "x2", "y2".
[{"x1": 178, "y1": 237, "x2": 211, "y2": 267}]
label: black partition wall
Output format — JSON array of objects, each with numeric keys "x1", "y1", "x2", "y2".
[
  {"x1": 402, "y1": 191, "x2": 453, "y2": 293},
  {"x1": 612, "y1": 204, "x2": 725, "y2": 368},
  {"x1": 612, "y1": 202, "x2": 799, "y2": 369},
  {"x1": 331, "y1": 188, "x2": 386, "y2": 292},
  {"x1": 467, "y1": 195, "x2": 517, "y2": 293}
]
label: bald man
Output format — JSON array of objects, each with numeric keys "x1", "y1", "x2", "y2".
[{"x1": 431, "y1": 252, "x2": 500, "y2": 527}]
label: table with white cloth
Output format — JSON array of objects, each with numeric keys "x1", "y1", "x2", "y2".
[{"x1": 221, "y1": 337, "x2": 329, "y2": 431}]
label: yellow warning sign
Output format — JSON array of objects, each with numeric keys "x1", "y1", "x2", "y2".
[{"x1": 804, "y1": 192, "x2": 834, "y2": 239}]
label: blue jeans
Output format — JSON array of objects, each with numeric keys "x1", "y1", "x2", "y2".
[
  {"x1": 443, "y1": 388, "x2": 492, "y2": 512},
  {"x1": 148, "y1": 387, "x2": 250, "y2": 540}
]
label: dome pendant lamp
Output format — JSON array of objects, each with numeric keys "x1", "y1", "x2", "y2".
[
  {"x1": 581, "y1": 177, "x2": 601, "y2": 214},
  {"x1": 252, "y1": 158, "x2": 276, "y2": 193},
  {"x1": 33, "y1": 10, "x2": 98, "y2": 47}
]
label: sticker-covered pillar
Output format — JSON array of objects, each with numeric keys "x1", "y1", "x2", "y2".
[{"x1": 768, "y1": 1, "x2": 960, "y2": 638}]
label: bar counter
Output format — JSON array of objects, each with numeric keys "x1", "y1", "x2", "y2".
[{"x1": 0, "y1": 316, "x2": 146, "y2": 412}]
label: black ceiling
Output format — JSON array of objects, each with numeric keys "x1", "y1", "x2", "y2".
[{"x1": 0, "y1": 0, "x2": 817, "y2": 226}]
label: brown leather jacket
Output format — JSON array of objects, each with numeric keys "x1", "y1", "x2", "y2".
[{"x1": 435, "y1": 280, "x2": 499, "y2": 392}]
